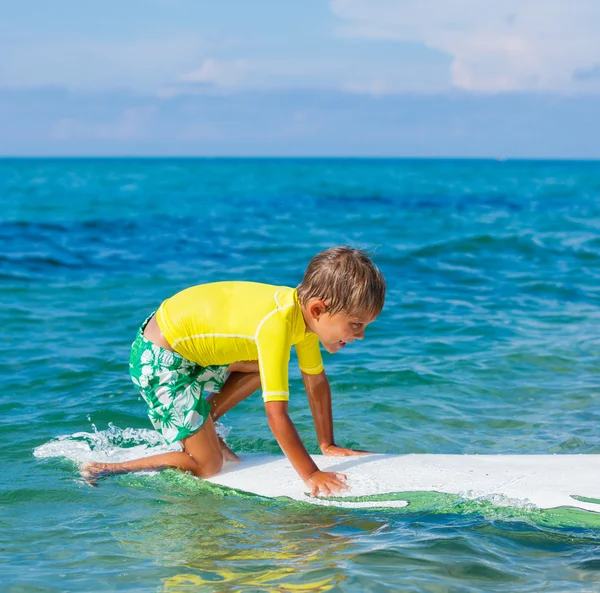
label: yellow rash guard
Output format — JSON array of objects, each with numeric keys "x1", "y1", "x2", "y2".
[{"x1": 156, "y1": 282, "x2": 324, "y2": 402}]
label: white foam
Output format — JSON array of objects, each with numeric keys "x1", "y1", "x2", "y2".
[
  {"x1": 34, "y1": 422, "x2": 235, "y2": 465},
  {"x1": 34, "y1": 424, "x2": 182, "y2": 464}
]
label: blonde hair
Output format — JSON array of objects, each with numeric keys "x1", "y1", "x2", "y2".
[{"x1": 296, "y1": 246, "x2": 385, "y2": 318}]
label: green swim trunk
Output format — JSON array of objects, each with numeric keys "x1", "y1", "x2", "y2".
[{"x1": 129, "y1": 314, "x2": 228, "y2": 444}]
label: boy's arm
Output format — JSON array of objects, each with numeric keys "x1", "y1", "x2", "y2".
[
  {"x1": 302, "y1": 370, "x2": 369, "y2": 456},
  {"x1": 265, "y1": 400, "x2": 348, "y2": 496}
]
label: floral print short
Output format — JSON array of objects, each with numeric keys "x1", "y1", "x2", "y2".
[{"x1": 129, "y1": 314, "x2": 228, "y2": 444}]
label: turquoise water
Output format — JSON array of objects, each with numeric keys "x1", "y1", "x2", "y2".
[{"x1": 3, "y1": 158, "x2": 600, "y2": 591}]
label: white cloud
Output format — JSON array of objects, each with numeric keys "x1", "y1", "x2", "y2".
[
  {"x1": 180, "y1": 59, "x2": 252, "y2": 88},
  {"x1": 331, "y1": 0, "x2": 600, "y2": 92}
]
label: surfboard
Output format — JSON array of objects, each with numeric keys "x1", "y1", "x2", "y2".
[
  {"x1": 207, "y1": 453, "x2": 600, "y2": 512},
  {"x1": 33, "y1": 429, "x2": 600, "y2": 513}
]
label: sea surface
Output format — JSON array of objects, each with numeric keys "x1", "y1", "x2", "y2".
[{"x1": 2, "y1": 158, "x2": 600, "y2": 592}]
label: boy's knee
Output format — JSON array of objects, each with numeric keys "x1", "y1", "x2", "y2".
[{"x1": 201, "y1": 455, "x2": 223, "y2": 478}]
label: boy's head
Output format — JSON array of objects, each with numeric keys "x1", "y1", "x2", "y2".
[{"x1": 297, "y1": 246, "x2": 385, "y2": 353}]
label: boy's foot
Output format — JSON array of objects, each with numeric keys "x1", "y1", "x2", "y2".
[
  {"x1": 218, "y1": 438, "x2": 241, "y2": 463},
  {"x1": 80, "y1": 462, "x2": 111, "y2": 486}
]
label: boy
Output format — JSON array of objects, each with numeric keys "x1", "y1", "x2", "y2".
[{"x1": 82, "y1": 246, "x2": 385, "y2": 497}]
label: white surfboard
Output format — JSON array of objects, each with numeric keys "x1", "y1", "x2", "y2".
[
  {"x1": 33, "y1": 430, "x2": 600, "y2": 513},
  {"x1": 207, "y1": 453, "x2": 600, "y2": 512}
]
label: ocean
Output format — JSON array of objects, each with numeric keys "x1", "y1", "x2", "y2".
[{"x1": 2, "y1": 158, "x2": 600, "y2": 592}]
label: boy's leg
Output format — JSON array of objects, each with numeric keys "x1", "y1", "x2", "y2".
[
  {"x1": 82, "y1": 356, "x2": 260, "y2": 482},
  {"x1": 207, "y1": 367, "x2": 261, "y2": 422},
  {"x1": 181, "y1": 415, "x2": 223, "y2": 473},
  {"x1": 206, "y1": 368, "x2": 261, "y2": 462},
  {"x1": 81, "y1": 415, "x2": 223, "y2": 482}
]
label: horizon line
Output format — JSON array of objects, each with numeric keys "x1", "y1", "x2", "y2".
[{"x1": 1, "y1": 155, "x2": 599, "y2": 162}]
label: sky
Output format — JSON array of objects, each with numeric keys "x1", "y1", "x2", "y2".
[{"x1": 2, "y1": 0, "x2": 600, "y2": 157}]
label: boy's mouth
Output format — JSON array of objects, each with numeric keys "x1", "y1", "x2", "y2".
[{"x1": 339, "y1": 340, "x2": 346, "y2": 348}]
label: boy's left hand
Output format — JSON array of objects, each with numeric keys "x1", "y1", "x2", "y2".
[{"x1": 321, "y1": 444, "x2": 370, "y2": 456}]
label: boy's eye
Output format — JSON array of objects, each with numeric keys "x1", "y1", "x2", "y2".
[{"x1": 351, "y1": 322, "x2": 363, "y2": 329}]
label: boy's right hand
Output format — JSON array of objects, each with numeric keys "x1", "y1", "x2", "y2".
[{"x1": 305, "y1": 470, "x2": 349, "y2": 497}]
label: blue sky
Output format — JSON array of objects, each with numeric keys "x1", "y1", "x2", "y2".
[{"x1": 2, "y1": 1, "x2": 600, "y2": 157}]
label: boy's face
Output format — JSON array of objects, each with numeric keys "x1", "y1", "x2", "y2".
[{"x1": 303, "y1": 300, "x2": 377, "y2": 354}]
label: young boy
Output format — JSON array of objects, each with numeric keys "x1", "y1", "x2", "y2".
[{"x1": 82, "y1": 246, "x2": 385, "y2": 497}]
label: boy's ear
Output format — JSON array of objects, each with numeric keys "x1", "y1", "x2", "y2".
[{"x1": 309, "y1": 299, "x2": 327, "y2": 321}]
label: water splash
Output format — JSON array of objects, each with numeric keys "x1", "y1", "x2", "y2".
[
  {"x1": 34, "y1": 423, "x2": 181, "y2": 464},
  {"x1": 34, "y1": 422, "x2": 233, "y2": 465}
]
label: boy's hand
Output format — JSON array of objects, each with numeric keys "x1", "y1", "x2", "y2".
[
  {"x1": 321, "y1": 444, "x2": 370, "y2": 457},
  {"x1": 305, "y1": 470, "x2": 349, "y2": 497}
]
